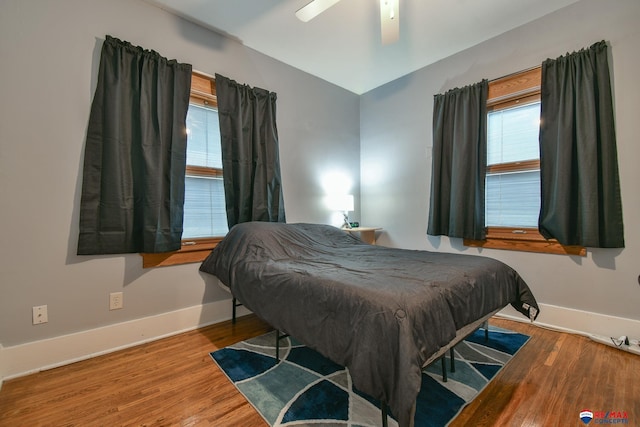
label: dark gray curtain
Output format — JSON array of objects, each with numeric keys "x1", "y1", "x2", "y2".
[
  {"x1": 215, "y1": 73, "x2": 286, "y2": 227},
  {"x1": 539, "y1": 41, "x2": 624, "y2": 248},
  {"x1": 428, "y1": 80, "x2": 488, "y2": 240},
  {"x1": 77, "y1": 36, "x2": 192, "y2": 255}
]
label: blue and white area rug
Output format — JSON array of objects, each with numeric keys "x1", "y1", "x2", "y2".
[{"x1": 211, "y1": 326, "x2": 529, "y2": 427}]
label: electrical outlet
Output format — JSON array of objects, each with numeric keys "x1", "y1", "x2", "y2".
[
  {"x1": 110, "y1": 292, "x2": 123, "y2": 310},
  {"x1": 32, "y1": 305, "x2": 48, "y2": 324}
]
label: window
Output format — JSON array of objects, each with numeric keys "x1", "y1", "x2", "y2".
[
  {"x1": 141, "y1": 72, "x2": 228, "y2": 267},
  {"x1": 183, "y1": 88, "x2": 228, "y2": 239},
  {"x1": 486, "y1": 95, "x2": 541, "y2": 227},
  {"x1": 464, "y1": 67, "x2": 585, "y2": 256}
]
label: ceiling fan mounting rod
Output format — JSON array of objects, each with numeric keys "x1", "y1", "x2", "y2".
[
  {"x1": 386, "y1": 0, "x2": 395, "y2": 20},
  {"x1": 380, "y1": 0, "x2": 399, "y2": 45}
]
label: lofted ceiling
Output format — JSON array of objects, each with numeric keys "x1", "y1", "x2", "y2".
[{"x1": 145, "y1": 0, "x2": 581, "y2": 95}]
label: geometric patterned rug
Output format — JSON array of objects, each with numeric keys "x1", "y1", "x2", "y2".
[{"x1": 211, "y1": 325, "x2": 530, "y2": 427}]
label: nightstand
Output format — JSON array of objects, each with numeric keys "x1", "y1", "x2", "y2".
[{"x1": 342, "y1": 227, "x2": 382, "y2": 245}]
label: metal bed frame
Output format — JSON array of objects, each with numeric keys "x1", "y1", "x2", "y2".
[{"x1": 231, "y1": 296, "x2": 496, "y2": 427}]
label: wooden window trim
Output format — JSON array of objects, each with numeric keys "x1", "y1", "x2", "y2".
[
  {"x1": 186, "y1": 165, "x2": 223, "y2": 178},
  {"x1": 141, "y1": 237, "x2": 223, "y2": 268},
  {"x1": 468, "y1": 66, "x2": 586, "y2": 256},
  {"x1": 464, "y1": 228, "x2": 586, "y2": 256},
  {"x1": 190, "y1": 71, "x2": 217, "y2": 106},
  {"x1": 141, "y1": 71, "x2": 225, "y2": 268},
  {"x1": 487, "y1": 67, "x2": 541, "y2": 106},
  {"x1": 487, "y1": 159, "x2": 539, "y2": 174}
]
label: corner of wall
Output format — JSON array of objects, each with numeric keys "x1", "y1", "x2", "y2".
[{"x1": 0, "y1": 343, "x2": 5, "y2": 390}]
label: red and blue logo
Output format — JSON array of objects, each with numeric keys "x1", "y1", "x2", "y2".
[
  {"x1": 580, "y1": 409, "x2": 629, "y2": 424},
  {"x1": 581, "y1": 410, "x2": 594, "y2": 424}
]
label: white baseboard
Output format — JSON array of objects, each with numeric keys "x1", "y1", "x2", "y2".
[
  {"x1": 497, "y1": 302, "x2": 640, "y2": 339},
  {"x1": 1, "y1": 298, "x2": 250, "y2": 382},
  {"x1": 589, "y1": 334, "x2": 640, "y2": 356},
  {"x1": 2, "y1": 301, "x2": 638, "y2": 384}
]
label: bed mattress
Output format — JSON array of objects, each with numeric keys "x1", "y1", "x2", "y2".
[{"x1": 200, "y1": 222, "x2": 539, "y2": 426}]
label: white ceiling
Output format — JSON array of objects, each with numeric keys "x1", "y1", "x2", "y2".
[{"x1": 145, "y1": 0, "x2": 581, "y2": 94}]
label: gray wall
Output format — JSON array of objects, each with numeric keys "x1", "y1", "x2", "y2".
[
  {"x1": 2, "y1": 0, "x2": 638, "y2": 350},
  {"x1": 360, "y1": 0, "x2": 640, "y2": 322},
  {"x1": 0, "y1": 0, "x2": 360, "y2": 346}
]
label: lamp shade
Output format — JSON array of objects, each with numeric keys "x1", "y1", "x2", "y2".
[{"x1": 326, "y1": 194, "x2": 354, "y2": 212}]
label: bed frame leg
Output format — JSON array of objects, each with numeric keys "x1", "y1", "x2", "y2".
[
  {"x1": 276, "y1": 329, "x2": 281, "y2": 362},
  {"x1": 441, "y1": 357, "x2": 447, "y2": 382},
  {"x1": 231, "y1": 297, "x2": 244, "y2": 324},
  {"x1": 275, "y1": 329, "x2": 290, "y2": 363},
  {"x1": 381, "y1": 404, "x2": 389, "y2": 427},
  {"x1": 232, "y1": 297, "x2": 237, "y2": 324},
  {"x1": 438, "y1": 320, "x2": 492, "y2": 383}
]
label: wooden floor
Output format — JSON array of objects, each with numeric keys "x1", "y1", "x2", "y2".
[{"x1": 1, "y1": 314, "x2": 638, "y2": 426}]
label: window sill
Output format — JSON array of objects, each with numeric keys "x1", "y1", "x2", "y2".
[
  {"x1": 140, "y1": 237, "x2": 223, "y2": 268},
  {"x1": 464, "y1": 227, "x2": 586, "y2": 256}
]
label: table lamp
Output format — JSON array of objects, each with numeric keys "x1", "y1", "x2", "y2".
[{"x1": 326, "y1": 194, "x2": 354, "y2": 229}]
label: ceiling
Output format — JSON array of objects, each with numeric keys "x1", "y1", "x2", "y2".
[{"x1": 145, "y1": 0, "x2": 581, "y2": 95}]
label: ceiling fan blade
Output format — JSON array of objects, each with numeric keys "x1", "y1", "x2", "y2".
[
  {"x1": 296, "y1": 0, "x2": 342, "y2": 22},
  {"x1": 380, "y1": 0, "x2": 399, "y2": 45}
]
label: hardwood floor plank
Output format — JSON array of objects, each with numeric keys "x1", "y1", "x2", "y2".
[
  {"x1": 449, "y1": 318, "x2": 639, "y2": 427},
  {"x1": 1, "y1": 314, "x2": 638, "y2": 426}
]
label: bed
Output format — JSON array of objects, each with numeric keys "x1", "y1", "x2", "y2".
[{"x1": 200, "y1": 222, "x2": 539, "y2": 427}]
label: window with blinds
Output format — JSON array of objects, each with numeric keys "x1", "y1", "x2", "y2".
[
  {"x1": 183, "y1": 103, "x2": 228, "y2": 238},
  {"x1": 141, "y1": 72, "x2": 229, "y2": 267},
  {"x1": 486, "y1": 101, "x2": 541, "y2": 227},
  {"x1": 463, "y1": 66, "x2": 585, "y2": 255}
]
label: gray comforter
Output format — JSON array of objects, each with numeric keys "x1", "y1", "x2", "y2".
[{"x1": 200, "y1": 222, "x2": 539, "y2": 427}]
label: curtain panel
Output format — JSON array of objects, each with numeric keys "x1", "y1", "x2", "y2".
[
  {"x1": 539, "y1": 41, "x2": 624, "y2": 248},
  {"x1": 215, "y1": 73, "x2": 286, "y2": 228},
  {"x1": 77, "y1": 36, "x2": 192, "y2": 255},
  {"x1": 428, "y1": 80, "x2": 488, "y2": 241}
]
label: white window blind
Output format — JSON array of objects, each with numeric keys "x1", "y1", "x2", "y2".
[
  {"x1": 183, "y1": 176, "x2": 228, "y2": 238},
  {"x1": 487, "y1": 103, "x2": 540, "y2": 165},
  {"x1": 486, "y1": 102, "x2": 541, "y2": 228},
  {"x1": 183, "y1": 103, "x2": 228, "y2": 239},
  {"x1": 185, "y1": 104, "x2": 222, "y2": 169},
  {"x1": 486, "y1": 170, "x2": 540, "y2": 227}
]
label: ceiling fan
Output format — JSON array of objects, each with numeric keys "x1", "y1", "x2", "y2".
[{"x1": 295, "y1": 0, "x2": 400, "y2": 45}]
